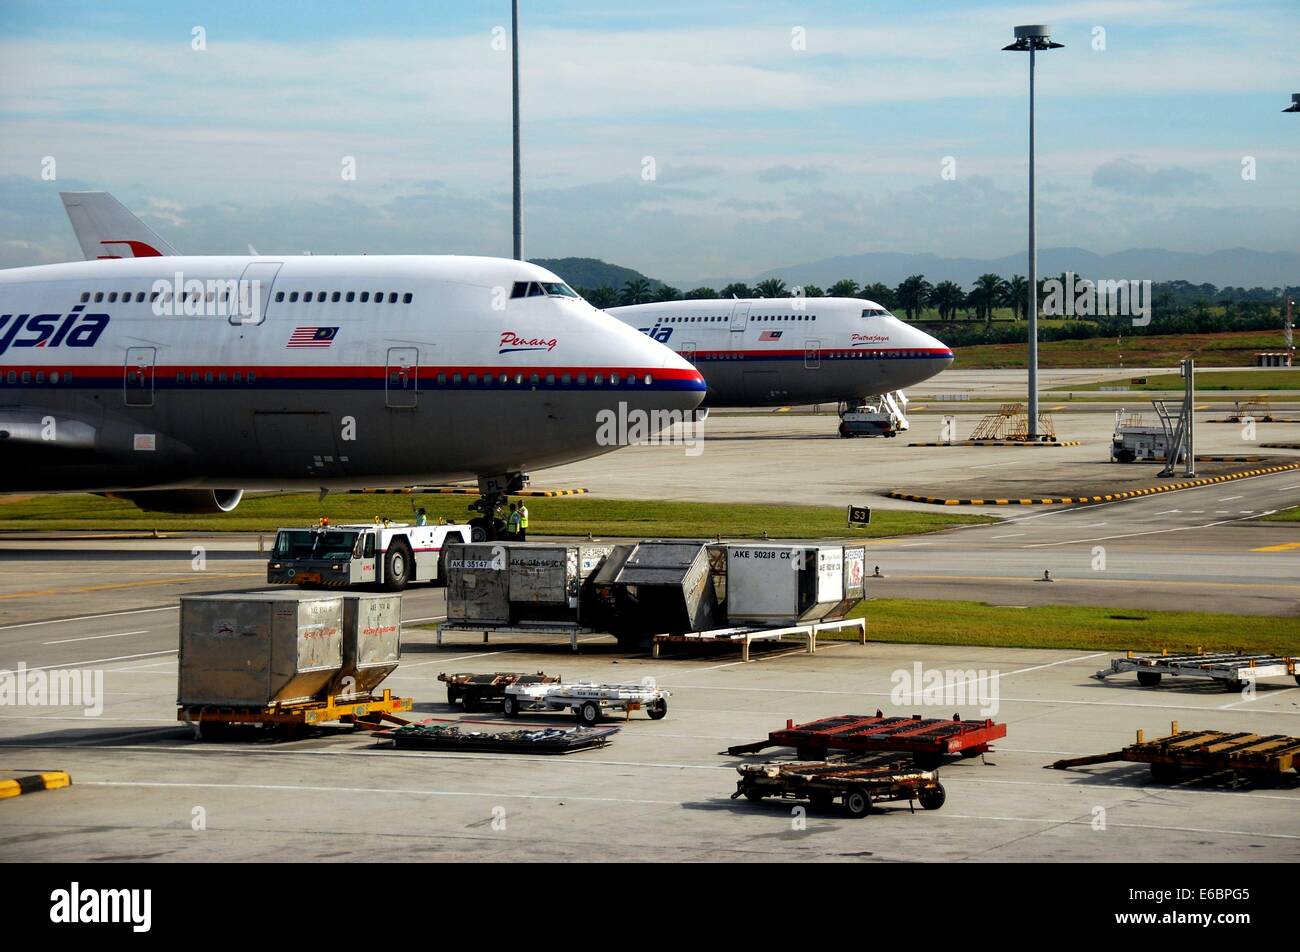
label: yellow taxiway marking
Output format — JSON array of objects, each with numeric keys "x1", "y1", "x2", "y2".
[
  {"x1": 1252, "y1": 542, "x2": 1300, "y2": 553},
  {"x1": 0, "y1": 572, "x2": 263, "y2": 601}
]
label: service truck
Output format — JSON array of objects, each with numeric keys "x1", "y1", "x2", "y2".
[{"x1": 267, "y1": 522, "x2": 472, "y2": 591}]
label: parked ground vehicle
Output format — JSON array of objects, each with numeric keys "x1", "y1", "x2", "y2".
[
  {"x1": 267, "y1": 522, "x2": 471, "y2": 590},
  {"x1": 502, "y1": 680, "x2": 671, "y2": 724}
]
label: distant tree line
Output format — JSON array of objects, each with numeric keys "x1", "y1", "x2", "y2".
[{"x1": 569, "y1": 274, "x2": 1297, "y2": 344}]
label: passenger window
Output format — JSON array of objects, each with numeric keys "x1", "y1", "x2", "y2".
[
  {"x1": 403, "y1": 293, "x2": 412, "y2": 303},
  {"x1": 80, "y1": 292, "x2": 90, "y2": 303},
  {"x1": 108, "y1": 292, "x2": 118, "y2": 303},
  {"x1": 94, "y1": 292, "x2": 104, "y2": 302},
  {"x1": 360, "y1": 292, "x2": 369, "y2": 302},
  {"x1": 346, "y1": 291, "x2": 355, "y2": 303},
  {"x1": 388, "y1": 292, "x2": 398, "y2": 304},
  {"x1": 275, "y1": 291, "x2": 285, "y2": 302},
  {"x1": 290, "y1": 292, "x2": 300, "y2": 303},
  {"x1": 332, "y1": 291, "x2": 341, "y2": 303}
]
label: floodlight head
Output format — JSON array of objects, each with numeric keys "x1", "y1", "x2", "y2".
[
  {"x1": 1004, "y1": 24, "x2": 1064, "y2": 51},
  {"x1": 1284, "y1": 93, "x2": 1300, "y2": 113}
]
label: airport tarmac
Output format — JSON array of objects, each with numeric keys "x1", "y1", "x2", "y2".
[
  {"x1": 0, "y1": 389, "x2": 1296, "y2": 863},
  {"x1": 539, "y1": 405, "x2": 1300, "y2": 510},
  {"x1": 1, "y1": 615, "x2": 1296, "y2": 863}
]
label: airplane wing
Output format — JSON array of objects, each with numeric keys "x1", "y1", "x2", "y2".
[{"x1": 59, "y1": 191, "x2": 180, "y2": 260}]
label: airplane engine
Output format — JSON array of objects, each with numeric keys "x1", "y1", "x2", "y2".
[{"x1": 110, "y1": 489, "x2": 245, "y2": 514}]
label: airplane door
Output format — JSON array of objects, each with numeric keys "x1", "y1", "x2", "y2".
[
  {"x1": 231, "y1": 261, "x2": 282, "y2": 325},
  {"x1": 123, "y1": 346, "x2": 156, "y2": 407},
  {"x1": 729, "y1": 302, "x2": 750, "y2": 333},
  {"x1": 681, "y1": 341, "x2": 697, "y2": 364},
  {"x1": 386, "y1": 347, "x2": 418, "y2": 408},
  {"x1": 804, "y1": 339, "x2": 821, "y2": 370}
]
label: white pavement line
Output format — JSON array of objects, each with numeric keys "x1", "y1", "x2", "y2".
[
  {"x1": 0, "y1": 605, "x2": 177, "y2": 632},
  {"x1": 83, "y1": 780, "x2": 681, "y2": 806},
  {"x1": 1218, "y1": 686, "x2": 1298, "y2": 710},
  {"x1": 1219, "y1": 495, "x2": 1244, "y2": 502},
  {"x1": 942, "y1": 814, "x2": 1300, "y2": 841},
  {"x1": 900, "y1": 543, "x2": 932, "y2": 548},
  {"x1": 1153, "y1": 510, "x2": 1181, "y2": 515},
  {"x1": 398, "y1": 648, "x2": 521, "y2": 668},
  {"x1": 991, "y1": 533, "x2": 1025, "y2": 539},
  {"x1": 947, "y1": 775, "x2": 1300, "y2": 803},
  {"x1": 402, "y1": 615, "x2": 447, "y2": 625},
  {"x1": 654, "y1": 682, "x2": 1300, "y2": 715},
  {"x1": 1022, "y1": 509, "x2": 1277, "y2": 548},
  {"x1": 43, "y1": 629, "x2": 148, "y2": 646},
  {"x1": 1280, "y1": 484, "x2": 1300, "y2": 491},
  {"x1": 18, "y1": 650, "x2": 176, "y2": 672}
]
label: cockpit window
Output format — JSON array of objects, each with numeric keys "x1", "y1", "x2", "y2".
[
  {"x1": 861, "y1": 307, "x2": 892, "y2": 319},
  {"x1": 512, "y1": 280, "x2": 579, "y2": 299}
]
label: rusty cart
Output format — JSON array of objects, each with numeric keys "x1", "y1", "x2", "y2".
[
  {"x1": 727, "y1": 710, "x2": 1006, "y2": 768},
  {"x1": 439, "y1": 671, "x2": 560, "y2": 711},
  {"x1": 380, "y1": 721, "x2": 619, "y2": 754},
  {"x1": 733, "y1": 756, "x2": 946, "y2": 818},
  {"x1": 1050, "y1": 722, "x2": 1300, "y2": 783}
]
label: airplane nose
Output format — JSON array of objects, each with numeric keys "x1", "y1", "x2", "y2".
[{"x1": 642, "y1": 337, "x2": 707, "y2": 414}]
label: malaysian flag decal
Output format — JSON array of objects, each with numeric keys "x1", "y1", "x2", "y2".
[
  {"x1": 287, "y1": 326, "x2": 339, "y2": 348},
  {"x1": 759, "y1": 330, "x2": 783, "y2": 341}
]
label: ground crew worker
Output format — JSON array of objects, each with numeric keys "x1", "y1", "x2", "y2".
[
  {"x1": 517, "y1": 501, "x2": 529, "y2": 541},
  {"x1": 506, "y1": 502, "x2": 523, "y2": 540},
  {"x1": 415, "y1": 507, "x2": 428, "y2": 526}
]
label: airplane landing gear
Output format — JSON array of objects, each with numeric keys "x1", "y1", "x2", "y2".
[{"x1": 467, "y1": 472, "x2": 528, "y2": 541}]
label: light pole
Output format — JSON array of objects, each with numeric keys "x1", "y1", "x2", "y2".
[
  {"x1": 1004, "y1": 25, "x2": 1062, "y2": 440},
  {"x1": 1285, "y1": 96, "x2": 1297, "y2": 363},
  {"x1": 512, "y1": 0, "x2": 523, "y2": 261}
]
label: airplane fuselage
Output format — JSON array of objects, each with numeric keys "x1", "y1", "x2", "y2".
[
  {"x1": 0, "y1": 255, "x2": 705, "y2": 493},
  {"x1": 607, "y1": 297, "x2": 953, "y2": 406}
]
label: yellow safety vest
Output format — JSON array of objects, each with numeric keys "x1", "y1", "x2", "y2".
[{"x1": 518, "y1": 505, "x2": 529, "y2": 529}]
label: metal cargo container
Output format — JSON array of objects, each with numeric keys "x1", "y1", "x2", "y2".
[
  {"x1": 724, "y1": 544, "x2": 847, "y2": 626},
  {"x1": 588, "y1": 540, "x2": 722, "y2": 640},
  {"x1": 507, "y1": 542, "x2": 613, "y2": 623},
  {"x1": 445, "y1": 543, "x2": 511, "y2": 624},
  {"x1": 328, "y1": 593, "x2": 402, "y2": 698},
  {"x1": 178, "y1": 592, "x2": 344, "y2": 707}
]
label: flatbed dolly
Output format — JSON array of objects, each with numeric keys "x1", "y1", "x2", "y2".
[
  {"x1": 503, "y1": 680, "x2": 671, "y2": 725},
  {"x1": 438, "y1": 671, "x2": 560, "y2": 711},
  {"x1": 727, "y1": 710, "x2": 1006, "y2": 768},
  {"x1": 1050, "y1": 722, "x2": 1300, "y2": 782},
  {"x1": 380, "y1": 720, "x2": 619, "y2": 754},
  {"x1": 650, "y1": 618, "x2": 866, "y2": 662},
  {"x1": 733, "y1": 756, "x2": 946, "y2": 818},
  {"x1": 436, "y1": 622, "x2": 595, "y2": 652},
  {"x1": 179, "y1": 689, "x2": 413, "y2": 739},
  {"x1": 1094, "y1": 650, "x2": 1298, "y2": 691}
]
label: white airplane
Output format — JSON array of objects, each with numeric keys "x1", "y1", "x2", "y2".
[
  {"x1": 606, "y1": 296, "x2": 953, "y2": 410},
  {"x1": 2, "y1": 194, "x2": 705, "y2": 536}
]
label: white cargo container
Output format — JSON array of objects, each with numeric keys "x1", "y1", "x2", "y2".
[{"x1": 725, "y1": 544, "x2": 846, "y2": 626}]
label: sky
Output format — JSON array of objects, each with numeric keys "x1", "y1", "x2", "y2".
[{"x1": 1, "y1": 0, "x2": 1297, "y2": 286}]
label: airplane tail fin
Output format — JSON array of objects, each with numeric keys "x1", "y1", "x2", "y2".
[{"x1": 59, "y1": 191, "x2": 180, "y2": 259}]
